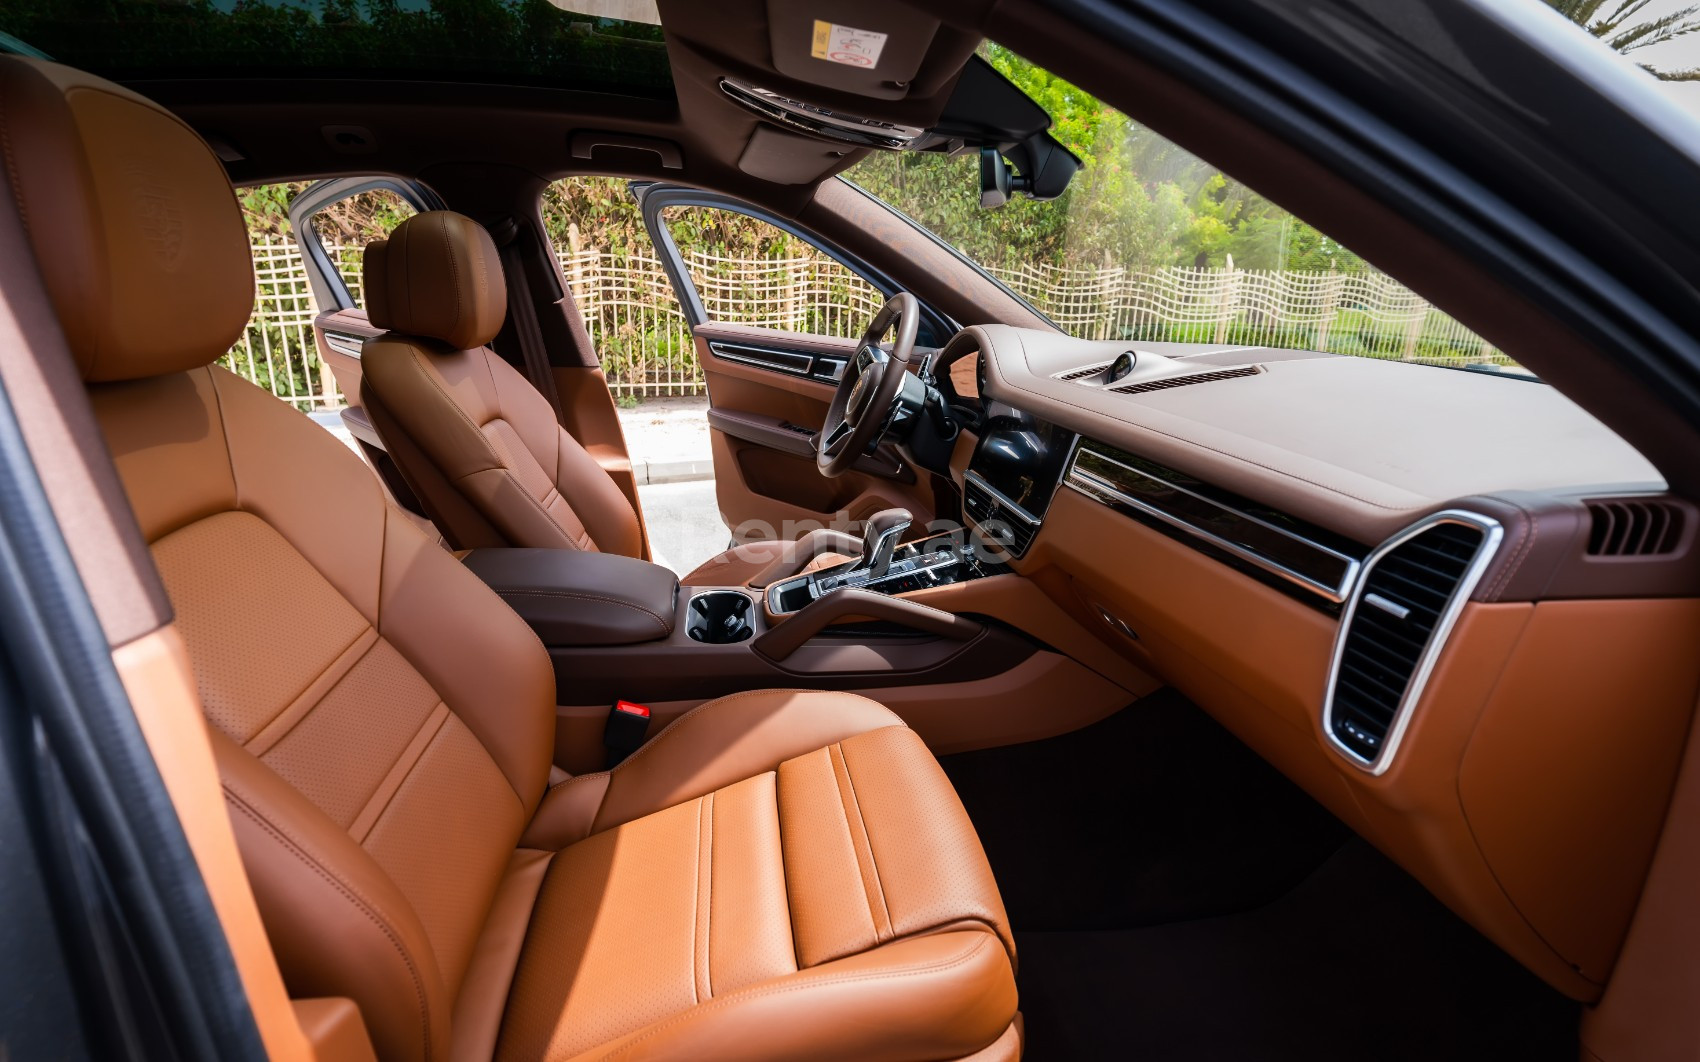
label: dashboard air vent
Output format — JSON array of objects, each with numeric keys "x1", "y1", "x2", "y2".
[
  {"x1": 963, "y1": 476, "x2": 1039, "y2": 558},
  {"x1": 1327, "y1": 518, "x2": 1492, "y2": 768},
  {"x1": 1110, "y1": 364, "x2": 1261, "y2": 394},
  {"x1": 1056, "y1": 363, "x2": 1111, "y2": 382},
  {"x1": 1586, "y1": 499, "x2": 1685, "y2": 556}
]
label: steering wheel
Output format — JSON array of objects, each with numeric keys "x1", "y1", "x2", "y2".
[{"x1": 817, "y1": 292, "x2": 921, "y2": 478}]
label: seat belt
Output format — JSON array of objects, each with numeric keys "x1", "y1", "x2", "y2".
[{"x1": 490, "y1": 218, "x2": 565, "y2": 425}]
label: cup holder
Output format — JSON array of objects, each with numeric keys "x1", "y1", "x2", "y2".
[{"x1": 686, "y1": 590, "x2": 755, "y2": 644}]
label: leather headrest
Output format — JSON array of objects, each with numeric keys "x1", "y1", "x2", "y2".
[
  {"x1": 363, "y1": 211, "x2": 506, "y2": 351},
  {"x1": 0, "y1": 57, "x2": 255, "y2": 382}
]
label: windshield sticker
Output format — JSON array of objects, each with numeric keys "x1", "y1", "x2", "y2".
[{"x1": 810, "y1": 21, "x2": 887, "y2": 68}]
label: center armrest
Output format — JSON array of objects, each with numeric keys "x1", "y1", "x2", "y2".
[{"x1": 461, "y1": 548, "x2": 680, "y2": 647}]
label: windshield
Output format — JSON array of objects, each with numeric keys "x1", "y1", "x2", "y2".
[{"x1": 850, "y1": 45, "x2": 1526, "y2": 376}]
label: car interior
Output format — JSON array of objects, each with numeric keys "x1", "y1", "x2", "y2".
[{"x1": 2, "y1": 1, "x2": 1700, "y2": 1060}]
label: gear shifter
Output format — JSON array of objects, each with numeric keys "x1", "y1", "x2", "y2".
[{"x1": 857, "y1": 508, "x2": 912, "y2": 579}]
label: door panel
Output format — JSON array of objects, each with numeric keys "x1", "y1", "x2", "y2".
[
  {"x1": 694, "y1": 324, "x2": 935, "y2": 541},
  {"x1": 636, "y1": 180, "x2": 955, "y2": 541},
  {"x1": 313, "y1": 307, "x2": 381, "y2": 415}
]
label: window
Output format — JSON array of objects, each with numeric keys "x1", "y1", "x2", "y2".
[
  {"x1": 656, "y1": 206, "x2": 885, "y2": 340},
  {"x1": 223, "y1": 183, "x2": 412, "y2": 410},
  {"x1": 538, "y1": 179, "x2": 892, "y2": 399},
  {"x1": 304, "y1": 189, "x2": 417, "y2": 309},
  {"x1": 849, "y1": 45, "x2": 1518, "y2": 374},
  {"x1": 543, "y1": 176, "x2": 697, "y2": 399}
]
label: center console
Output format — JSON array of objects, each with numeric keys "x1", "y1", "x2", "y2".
[
  {"x1": 764, "y1": 528, "x2": 997, "y2": 614},
  {"x1": 959, "y1": 407, "x2": 1075, "y2": 559},
  {"x1": 766, "y1": 411, "x2": 1076, "y2": 616},
  {"x1": 462, "y1": 414, "x2": 1079, "y2": 775}
]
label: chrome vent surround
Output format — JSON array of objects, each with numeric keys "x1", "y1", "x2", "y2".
[
  {"x1": 1323, "y1": 511, "x2": 1502, "y2": 773},
  {"x1": 1585, "y1": 498, "x2": 1686, "y2": 556},
  {"x1": 1109, "y1": 364, "x2": 1262, "y2": 394},
  {"x1": 1056, "y1": 363, "x2": 1111, "y2": 382},
  {"x1": 963, "y1": 473, "x2": 1040, "y2": 558}
]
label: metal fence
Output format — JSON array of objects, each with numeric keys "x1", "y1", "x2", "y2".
[
  {"x1": 224, "y1": 237, "x2": 1507, "y2": 409},
  {"x1": 991, "y1": 263, "x2": 1506, "y2": 365}
]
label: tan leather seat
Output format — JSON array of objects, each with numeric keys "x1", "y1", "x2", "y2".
[
  {"x1": 1, "y1": 56, "x2": 1019, "y2": 1062},
  {"x1": 358, "y1": 211, "x2": 847, "y2": 586}
]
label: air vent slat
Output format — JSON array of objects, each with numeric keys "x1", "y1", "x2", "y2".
[
  {"x1": 1326, "y1": 518, "x2": 1492, "y2": 767},
  {"x1": 1585, "y1": 498, "x2": 1686, "y2": 556},
  {"x1": 1349, "y1": 633, "x2": 1423, "y2": 675},
  {"x1": 1057, "y1": 363, "x2": 1111, "y2": 382},
  {"x1": 964, "y1": 478, "x2": 1038, "y2": 559},
  {"x1": 1109, "y1": 365, "x2": 1262, "y2": 395},
  {"x1": 1365, "y1": 569, "x2": 1451, "y2": 612},
  {"x1": 1337, "y1": 662, "x2": 1410, "y2": 705}
]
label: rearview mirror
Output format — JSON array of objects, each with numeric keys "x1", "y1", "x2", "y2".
[{"x1": 979, "y1": 148, "x2": 1013, "y2": 209}]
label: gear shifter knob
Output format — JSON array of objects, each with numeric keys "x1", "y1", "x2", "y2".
[{"x1": 859, "y1": 508, "x2": 912, "y2": 579}]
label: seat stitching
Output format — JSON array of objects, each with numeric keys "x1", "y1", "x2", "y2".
[
  {"x1": 0, "y1": 85, "x2": 32, "y2": 238},
  {"x1": 224, "y1": 789, "x2": 431, "y2": 1058},
  {"x1": 595, "y1": 933, "x2": 996, "y2": 1061},
  {"x1": 834, "y1": 744, "x2": 894, "y2": 941},
  {"x1": 557, "y1": 705, "x2": 904, "y2": 839},
  {"x1": 701, "y1": 791, "x2": 716, "y2": 1001},
  {"x1": 493, "y1": 589, "x2": 671, "y2": 636},
  {"x1": 459, "y1": 461, "x2": 588, "y2": 551},
  {"x1": 688, "y1": 796, "x2": 703, "y2": 1006},
  {"x1": 533, "y1": 482, "x2": 596, "y2": 551},
  {"x1": 605, "y1": 696, "x2": 904, "y2": 779},
  {"x1": 398, "y1": 346, "x2": 502, "y2": 467},
  {"x1": 205, "y1": 367, "x2": 244, "y2": 511},
  {"x1": 442, "y1": 213, "x2": 464, "y2": 343},
  {"x1": 244, "y1": 625, "x2": 377, "y2": 755}
]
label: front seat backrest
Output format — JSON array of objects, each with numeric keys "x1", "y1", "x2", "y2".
[
  {"x1": 359, "y1": 213, "x2": 645, "y2": 556},
  {"x1": 0, "y1": 56, "x2": 556, "y2": 1061}
]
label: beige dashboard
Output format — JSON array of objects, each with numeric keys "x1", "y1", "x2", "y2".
[{"x1": 938, "y1": 324, "x2": 1700, "y2": 1001}]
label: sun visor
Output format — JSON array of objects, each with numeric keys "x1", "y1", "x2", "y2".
[
  {"x1": 765, "y1": 1, "x2": 949, "y2": 100},
  {"x1": 737, "y1": 125, "x2": 853, "y2": 184}
]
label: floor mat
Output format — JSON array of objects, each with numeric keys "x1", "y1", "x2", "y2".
[
  {"x1": 938, "y1": 691, "x2": 1576, "y2": 1059},
  {"x1": 1015, "y1": 840, "x2": 1578, "y2": 1060},
  {"x1": 940, "y1": 688, "x2": 1351, "y2": 931}
]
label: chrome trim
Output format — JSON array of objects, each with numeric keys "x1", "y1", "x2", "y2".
[
  {"x1": 720, "y1": 79, "x2": 926, "y2": 149},
  {"x1": 323, "y1": 332, "x2": 365, "y2": 359},
  {"x1": 706, "y1": 340, "x2": 814, "y2": 376},
  {"x1": 763, "y1": 542, "x2": 966, "y2": 616},
  {"x1": 962, "y1": 470, "x2": 1041, "y2": 526},
  {"x1": 1321, "y1": 510, "x2": 1504, "y2": 776},
  {"x1": 1064, "y1": 448, "x2": 1360, "y2": 602},
  {"x1": 1362, "y1": 592, "x2": 1411, "y2": 620}
]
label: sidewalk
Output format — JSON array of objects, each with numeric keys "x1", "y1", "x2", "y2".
[{"x1": 617, "y1": 395, "x2": 713, "y2": 483}]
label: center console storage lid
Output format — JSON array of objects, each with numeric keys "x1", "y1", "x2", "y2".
[{"x1": 462, "y1": 548, "x2": 680, "y2": 647}]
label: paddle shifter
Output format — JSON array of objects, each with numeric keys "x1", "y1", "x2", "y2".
[{"x1": 856, "y1": 508, "x2": 912, "y2": 579}]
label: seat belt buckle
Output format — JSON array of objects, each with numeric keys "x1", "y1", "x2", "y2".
[{"x1": 604, "y1": 700, "x2": 651, "y2": 768}]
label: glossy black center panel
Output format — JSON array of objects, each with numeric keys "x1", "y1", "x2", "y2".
[{"x1": 968, "y1": 410, "x2": 1076, "y2": 521}]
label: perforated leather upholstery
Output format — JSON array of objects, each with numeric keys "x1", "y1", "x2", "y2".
[{"x1": 3, "y1": 56, "x2": 1018, "y2": 1062}]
